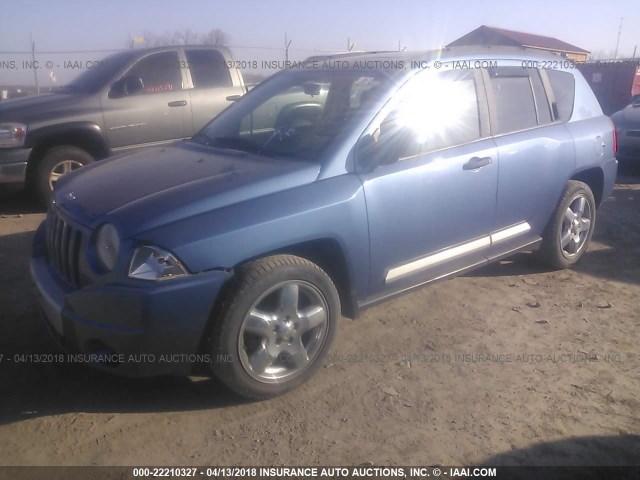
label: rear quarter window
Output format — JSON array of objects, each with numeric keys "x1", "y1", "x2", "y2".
[{"x1": 546, "y1": 69, "x2": 575, "y2": 122}]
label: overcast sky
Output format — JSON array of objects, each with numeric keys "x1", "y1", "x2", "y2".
[{"x1": 1, "y1": 0, "x2": 638, "y2": 85}]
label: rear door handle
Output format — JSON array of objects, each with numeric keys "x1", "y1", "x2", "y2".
[
  {"x1": 463, "y1": 156, "x2": 492, "y2": 170},
  {"x1": 168, "y1": 100, "x2": 187, "y2": 107}
]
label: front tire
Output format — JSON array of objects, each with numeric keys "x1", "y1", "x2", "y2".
[
  {"x1": 537, "y1": 180, "x2": 596, "y2": 269},
  {"x1": 210, "y1": 255, "x2": 340, "y2": 400},
  {"x1": 35, "y1": 146, "x2": 94, "y2": 205}
]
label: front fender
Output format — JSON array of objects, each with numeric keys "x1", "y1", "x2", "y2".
[
  {"x1": 136, "y1": 174, "x2": 370, "y2": 300},
  {"x1": 26, "y1": 121, "x2": 109, "y2": 156}
]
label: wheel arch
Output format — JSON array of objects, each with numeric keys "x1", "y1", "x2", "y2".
[
  {"x1": 194, "y1": 238, "x2": 358, "y2": 369},
  {"x1": 570, "y1": 167, "x2": 605, "y2": 207},
  {"x1": 234, "y1": 238, "x2": 358, "y2": 320},
  {"x1": 25, "y1": 122, "x2": 110, "y2": 185}
]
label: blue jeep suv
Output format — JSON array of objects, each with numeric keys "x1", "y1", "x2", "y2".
[{"x1": 31, "y1": 47, "x2": 617, "y2": 399}]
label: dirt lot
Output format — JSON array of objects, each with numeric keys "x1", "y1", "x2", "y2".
[{"x1": 0, "y1": 172, "x2": 639, "y2": 468}]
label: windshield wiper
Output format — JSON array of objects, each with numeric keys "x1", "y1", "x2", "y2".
[
  {"x1": 191, "y1": 131, "x2": 214, "y2": 146},
  {"x1": 259, "y1": 127, "x2": 296, "y2": 152},
  {"x1": 209, "y1": 136, "x2": 260, "y2": 153},
  {"x1": 52, "y1": 85, "x2": 82, "y2": 94}
]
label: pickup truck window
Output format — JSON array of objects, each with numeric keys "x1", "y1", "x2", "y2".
[
  {"x1": 193, "y1": 70, "x2": 391, "y2": 161},
  {"x1": 63, "y1": 50, "x2": 138, "y2": 93},
  {"x1": 185, "y1": 49, "x2": 232, "y2": 88},
  {"x1": 126, "y1": 51, "x2": 183, "y2": 94}
]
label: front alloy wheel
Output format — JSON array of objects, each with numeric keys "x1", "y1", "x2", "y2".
[
  {"x1": 34, "y1": 145, "x2": 95, "y2": 206},
  {"x1": 48, "y1": 159, "x2": 85, "y2": 190},
  {"x1": 239, "y1": 281, "x2": 328, "y2": 383},
  {"x1": 210, "y1": 255, "x2": 340, "y2": 399}
]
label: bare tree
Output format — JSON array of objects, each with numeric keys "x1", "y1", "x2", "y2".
[
  {"x1": 203, "y1": 29, "x2": 230, "y2": 46},
  {"x1": 171, "y1": 30, "x2": 186, "y2": 45},
  {"x1": 131, "y1": 29, "x2": 230, "y2": 48}
]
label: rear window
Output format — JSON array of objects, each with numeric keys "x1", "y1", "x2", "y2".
[
  {"x1": 546, "y1": 69, "x2": 575, "y2": 122},
  {"x1": 185, "y1": 49, "x2": 232, "y2": 88}
]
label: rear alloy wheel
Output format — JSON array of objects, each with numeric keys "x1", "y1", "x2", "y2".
[
  {"x1": 538, "y1": 180, "x2": 596, "y2": 269},
  {"x1": 210, "y1": 255, "x2": 340, "y2": 399},
  {"x1": 35, "y1": 146, "x2": 94, "y2": 205}
]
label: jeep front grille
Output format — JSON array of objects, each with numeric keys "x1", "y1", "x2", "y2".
[{"x1": 46, "y1": 208, "x2": 82, "y2": 287}]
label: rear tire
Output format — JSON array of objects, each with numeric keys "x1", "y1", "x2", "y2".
[
  {"x1": 537, "y1": 180, "x2": 596, "y2": 269},
  {"x1": 210, "y1": 255, "x2": 340, "y2": 400},
  {"x1": 35, "y1": 146, "x2": 94, "y2": 206}
]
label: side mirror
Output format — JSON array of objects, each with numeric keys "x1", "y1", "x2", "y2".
[
  {"x1": 303, "y1": 82, "x2": 322, "y2": 96},
  {"x1": 109, "y1": 76, "x2": 144, "y2": 98},
  {"x1": 356, "y1": 122, "x2": 423, "y2": 172},
  {"x1": 355, "y1": 133, "x2": 388, "y2": 173}
]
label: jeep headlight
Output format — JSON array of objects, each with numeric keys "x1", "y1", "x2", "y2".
[
  {"x1": 95, "y1": 223, "x2": 120, "y2": 271},
  {"x1": 128, "y1": 245, "x2": 188, "y2": 280},
  {"x1": 0, "y1": 123, "x2": 27, "y2": 148}
]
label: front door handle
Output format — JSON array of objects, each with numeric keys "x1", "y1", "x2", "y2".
[
  {"x1": 168, "y1": 100, "x2": 187, "y2": 107},
  {"x1": 463, "y1": 156, "x2": 492, "y2": 170}
]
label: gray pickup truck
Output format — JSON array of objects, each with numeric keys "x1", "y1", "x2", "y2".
[{"x1": 0, "y1": 46, "x2": 245, "y2": 203}]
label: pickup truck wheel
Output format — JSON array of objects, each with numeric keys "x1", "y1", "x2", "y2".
[
  {"x1": 35, "y1": 146, "x2": 94, "y2": 205},
  {"x1": 537, "y1": 180, "x2": 596, "y2": 269},
  {"x1": 210, "y1": 255, "x2": 340, "y2": 399}
]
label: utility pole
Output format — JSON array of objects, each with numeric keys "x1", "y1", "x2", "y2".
[
  {"x1": 614, "y1": 17, "x2": 623, "y2": 59},
  {"x1": 347, "y1": 37, "x2": 356, "y2": 52},
  {"x1": 284, "y1": 33, "x2": 292, "y2": 62},
  {"x1": 30, "y1": 32, "x2": 39, "y2": 94}
]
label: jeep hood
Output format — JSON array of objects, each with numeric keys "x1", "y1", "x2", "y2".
[{"x1": 54, "y1": 141, "x2": 321, "y2": 235}]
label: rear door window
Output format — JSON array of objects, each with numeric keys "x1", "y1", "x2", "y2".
[
  {"x1": 487, "y1": 67, "x2": 540, "y2": 134},
  {"x1": 185, "y1": 49, "x2": 232, "y2": 88}
]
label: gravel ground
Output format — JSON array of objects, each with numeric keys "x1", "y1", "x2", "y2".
[{"x1": 0, "y1": 172, "x2": 638, "y2": 467}]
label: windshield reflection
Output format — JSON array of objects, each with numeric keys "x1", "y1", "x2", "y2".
[{"x1": 193, "y1": 70, "x2": 392, "y2": 161}]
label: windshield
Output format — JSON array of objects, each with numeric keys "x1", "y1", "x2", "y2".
[
  {"x1": 57, "y1": 50, "x2": 137, "y2": 94},
  {"x1": 193, "y1": 69, "x2": 392, "y2": 161}
]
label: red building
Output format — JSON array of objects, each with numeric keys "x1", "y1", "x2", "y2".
[{"x1": 447, "y1": 25, "x2": 590, "y2": 62}]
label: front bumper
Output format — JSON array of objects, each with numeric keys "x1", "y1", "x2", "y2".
[
  {"x1": 0, "y1": 147, "x2": 31, "y2": 184},
  {"x1": 30, "y1": 222, "x2": 232, "y2": 376}
]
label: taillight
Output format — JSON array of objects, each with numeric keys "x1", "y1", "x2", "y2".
[{"x1": 609, "y1": 118, "x2": 618, "y2": 153}]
